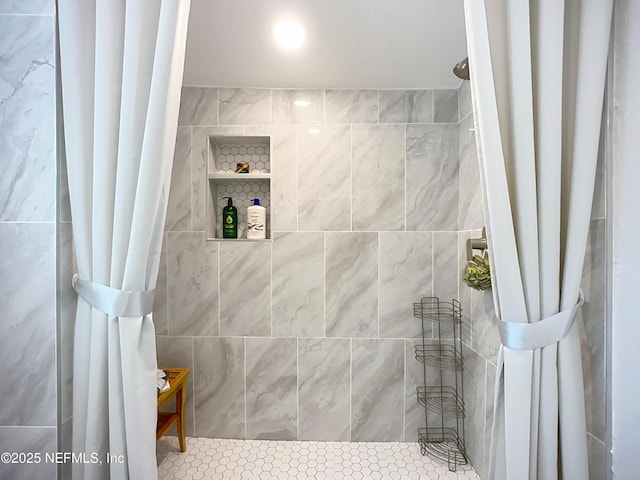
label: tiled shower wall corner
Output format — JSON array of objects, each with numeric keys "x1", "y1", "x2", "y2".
[
  {"x1": 0, "y1": 2, "x2": 60, "y2": 479},
  {"x1": 154, "y1": 87, "x2": 463, "y2": 445},
  {"x1": 454, "y1": 81, "x2": 608, "y2": 480}
]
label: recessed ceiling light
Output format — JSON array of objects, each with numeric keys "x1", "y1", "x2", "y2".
[
  {"x1": 293, "y1": 100, "x2": 311, "y2": 107},
  {"x1": 273, "y1": 18, "x2": 306, "y2": 50},
  {"x1": 308, "y1": 128, "x2": 320, "y2": 135}
]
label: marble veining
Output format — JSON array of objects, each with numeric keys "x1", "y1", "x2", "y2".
[
  {"x1": 325, "y1": 232, "x2": 378, "y2": 338},
  {"x1": 458, "y1": 114, "x2": 484, "y2": 230},
  {"x1": 193, "y1": 337, "x2": 244, "y2": 439},
  {"x1": 156, "y1": 336, "x2": 195, "y2": 437},
  {"x1": 219, "y1": 242, "x2": 271, "y2": 336},
  {"x1": 165, "y1": 127, "x2": 191, "y2": 231},
  {"x1": 404, "y1": 339, "x2": 425, "y2": 442},
  {"x1": 298, "y1": 338, "x2": 350, "y2": 441},
  {"x1": 167, "y1": 232, "x2": 218, "y2": 336},
  {"x1": 587, "y1": 433, "x2": 606, "y2": 480},
  {"x1": 191, "y1": 126, "x2": 243, "y2": 232},
  {"x1": 245, "y1": 338, "x2": 297, "y2": 440},
  {"x1": 0, "y1": 427, "x2": 56, "y2": 479},
  {"x1": 297, "y1": 125, "x2": 351, "y2": 231},
  {"x1": 485, "y1": 364, "x2": 497, "y2": 477},
  {"x1": 272, "y1": 232, "x2": 324, "y2": 337},
  {"x1": 458, "y1": 231, "x2": 475, "y2": 346},
  {"x1": 219, "y1": 88, "x2": 271, "y2": 125},
  {"x1": 0, "y1": 0, "x2": 52, "y2": 14},
  {"x1": 351, "y1": 339, "x2": 404, "y2": 441},
  {"x1": 434, "y1": 232, "x2": 459, "y2": 302},
  {"x1": 0, "y1": 223, "x2": 56, "y2": 426},
  {"x1": 470, "y1": 288, "x2": 500, "y2": 365},
  {"x1": 272, "y1": 89, "x2": 324, "y2": 125},
  {"x1": 379, "y1": 232, "x2": 433, "y2": 339},
  {"x1": 262, "y1": 125, "x2": 297, "y2": 232},
  {"x1": 0, "y1": 16, "x2": 55, "y2": 222},
  {"x1": 178, "y1": 87, "x2": 218, "y2": 126},
  {"x1": 325, "y1": 90, "x2": 378, "y2": 124},
  {"x1": 379, "y1": 90, "x2": 433, "y2": 124},
  {"x1": 406, "y1": 124, "x2": 459, "y2": 231},
  {"x1": 434, "y1": 89, "x2": 459, "y2": 123},
  {"x1": 352, "y1": 124, "x2": 405, "y2": 231},
  {"x1": 153, "y1": 234, "x2": 169, "y2": 335}
]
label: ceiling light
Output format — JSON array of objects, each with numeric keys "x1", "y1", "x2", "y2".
[
  {"x1": 308, "y1": 128, "x2": 320, "y2": 135},
  {"x1": 273, "y1": 18, "x2": 306, "y2": 50},
  {"x1": 293, "y1": 100, "x2": 311, "y2": 107}
]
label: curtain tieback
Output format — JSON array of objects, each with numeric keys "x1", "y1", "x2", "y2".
[
  {"x1": 497, "y1": 290, "x2": 584, "y2": 350},
  {"x1": 72, "y1": 274, "x2": 155, "y2": 317}
]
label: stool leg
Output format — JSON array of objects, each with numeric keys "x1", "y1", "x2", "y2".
[{"x1": 177, "y1": 385, "x2": 187, "y2": 452}]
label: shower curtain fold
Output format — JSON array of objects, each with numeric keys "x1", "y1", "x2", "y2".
[
  {"x1": 462, "y1": 0, "x2": 613, "y2": 479},
  {"x1": 57, "y1": 1, "x2": 191, "y2": 478}
]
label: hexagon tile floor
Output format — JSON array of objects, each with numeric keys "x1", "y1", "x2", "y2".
[{"x1": 157, "y1": 436, "x2": 480, "y2": 480}]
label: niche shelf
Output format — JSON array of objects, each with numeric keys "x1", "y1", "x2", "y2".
[
  {"x1": 414, "y1": 296, "x2": 468, "y2": 472},
  {"x1": 206, "y1": 135, "x2": 271, "y2": 241}
]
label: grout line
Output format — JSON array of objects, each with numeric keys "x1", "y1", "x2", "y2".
[
  {"x1": 296, "y1": 125, "x2": 300, "y2": 232},
  {"x1": 323, "y1": 232, "x2": 327, "y2": 337},
  {"x1": 217, "y1": 242, "x2": 221, "y2": 336},
  {"x1": 377, "y1": 233, "x2": 380, "y2": 338},
  {"x1": 296, "y1": 337, "x2": 299, "y2": 440},
  {"x1": 431, "y1": 231, "x2": 435, "y2": 339},
  {"x1": 404, "y1": 123, "x2": 407, "y2": 232},
  {"x1": 270, "y1": 240, "x2": 273, "y2": 337},
  {"x1": 402, "y1": 339, "x2": 406, "y2": 441},
  {"x1": 349, "y1": 338, "x2": 353, "y2": 441},
  {"x1": 244, "y1": 336, "x2": 247, "y2": 440},
  {"x1": 350, "y1": 125, "x2": 353, "y2": 231}
]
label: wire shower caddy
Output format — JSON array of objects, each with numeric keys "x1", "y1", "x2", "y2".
[{"x1": 413, "y1": 297, "x2": 468, "y2": 471}]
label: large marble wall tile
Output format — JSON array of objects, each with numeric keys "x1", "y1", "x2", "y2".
[
  {"x1": 246, "y1": 338, "x2": 297, "y2": 440},
  {"x1": 580, "y1": 219, "x2": 606, "y2": 440},
  {"x1": 167, "y1": 232, "x2": 218, "y2": 336},
  {"x1": 462, "y1": 345, "x2": 487, "y2": 480},
  {"x1": 0, "y1": 224, "x2": 55, "y2": 426},
  {"x1": 404, "y1": 339, "x2": 425, "y2": 441},
  {"x1": 434, "y1": 232, "x2": 459, "y2": 301},
  {"x1": 459, "y1": 114, "x2": 484, "y2": 230},
  {"x1": 219, "y1": 88, "x2": 271, "y2": 125},
  {"x1": 379, "y1": 90, "x2": 433, "y2": 124},
  {"x1": 297, "y1": 125, "x2": 351, "y2": 231},
  {"x1": 298, "y1": 338, "x2": 350, "y2": 441},
  {"x1": 192, "y1": 126, "x2": 244, "y2": 231},
  {"x1": 272, "y1": 232, "x2": 324, "y2": 337},
  {"x1": 0, "y1": 0, "x2": 52, "y2": 13},
  {"x1": 325, "y1": 232, "x2": 378, "y2": 338},
  {"x1": 165, "y1": 127, "x2": 192, "y2": 231},
  {"x1": 379, "y1": 232, "x2": 432, "y2": 339},
  {"x1": 272, "y1": 89, "x2": 324, "y2": 124},
  {"x1": 193, "y1": 337, "x2": 244, "y2": 439},
  {"x1": 471, "y1": 289, "x2": 500, "y2": 365},
  {"x1": 219, "y1": 242, "x2": 271, "y2": 336},
  {"x1": 153, "y1": 233, "x2": 168, "y2": 335},
  {"x1": 434, "y1": 89, "x2": 459, "y2": 123},
  {"x1": 156, "y1": 336, "x2": 195, "y2": 437},
  {"x1": 0, "y1": 427, "x2": 56, "y2": 480},
  {"x1": 267, "y1": 125, "x2": 298, "y2": 231},
  {"x1": 325, "y1": 90, "x2": 378, "y2": 124},
  {"x1": 406, "y1": 124, "x2": 459, "y2": 231},
  {"x1": 351, "y1": 339, "x2": 404, "y2": 441},
  {"x1": 587, "y1": 434, "x2": 606, "y2": 480},
  {"x1": 352, "y1": 125, "x2": 405, "y2": 231},
  {"x1": 0, "y1": 16, "x2": 55, "y2": 222},
  {"x1": 458, "y1": 231, "x2": 476, "y2": 346},
  {"x1": 178, "y1": 87, "x2": 218, "y2": 126},
  {"x1": 458, "y1": 81, "x2": 472, "y2": 121},
  {"x1": 58, "y1": 223, "x2": 75, "y2": 422}
]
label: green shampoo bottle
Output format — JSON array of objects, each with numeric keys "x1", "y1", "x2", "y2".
[{"x1": 222, "y1": 197, "x2": 237, "y2": 238}]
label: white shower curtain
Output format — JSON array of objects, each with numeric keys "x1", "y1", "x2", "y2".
[
  {"x1": 58, "y1": 1, "x2": 190, "y2": 478},
  {"x1": 463, "y1": 1, "x2": 612, "y2": 479}
]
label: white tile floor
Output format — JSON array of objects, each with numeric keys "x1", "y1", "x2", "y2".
[{"x1": 157, "y1": 436, "x2": 480, "y2": 480}]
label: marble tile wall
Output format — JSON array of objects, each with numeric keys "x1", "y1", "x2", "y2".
[
  {"x1": 0, "y1": 5, "x2": 62, "y2": 479},
  {"x1": 156, "y1": 86, "x2": 468, "y2": 443}
]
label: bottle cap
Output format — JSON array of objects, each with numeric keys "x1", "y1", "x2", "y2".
[
  {"x1": 252, "y1": 198, "x2": 260, "y2": 206},
  {"x1": 223, "y1": 196, "x2": 233, "y2": 207}
]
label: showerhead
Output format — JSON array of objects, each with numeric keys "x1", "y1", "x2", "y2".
[{"x1": 453, "y1": 57, "x2": 470, "y2": 80}]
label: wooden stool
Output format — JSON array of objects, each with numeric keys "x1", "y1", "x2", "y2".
[{"x1": 156, "y1": 367, "x2": 189, "y2": 452}]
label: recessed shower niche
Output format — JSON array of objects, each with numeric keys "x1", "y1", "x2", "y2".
[{"x1": 206, "y1": 135, "x2": 271, "y2": 241}]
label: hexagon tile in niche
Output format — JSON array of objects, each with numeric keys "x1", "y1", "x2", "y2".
[
  {"x1": 216, "y1": 144, "x2": 270, "y2": 173},
  {"x1": 157, "y1": 436, "x2": 480, "y2": 480}
]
